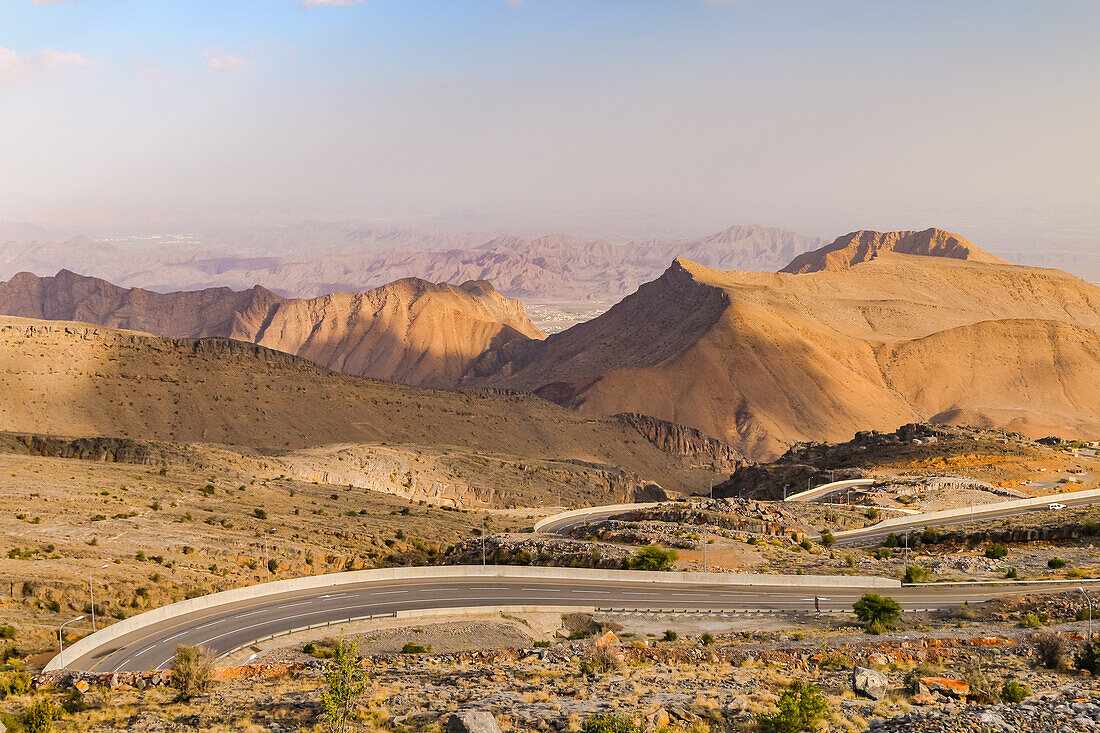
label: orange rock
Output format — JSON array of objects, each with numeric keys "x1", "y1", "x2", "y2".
[
  {"x1": 595, "y1": 631, "x2": 619, "y2": 649},
  {"x1": 920, "y1": 677, "x2": 970, "y2": 698}
]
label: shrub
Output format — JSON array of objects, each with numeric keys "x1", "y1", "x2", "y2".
[
  {"x1": 700, "y1": 632, "x2": 715, "y2": 646},
  {"x1": 581, "y1": 713, "x2": 641, "y2": 733},
  {"x1": 1004, "y1": 567, "x2": 1018, "y2": 579},
  {"x1": 533, "y1": 640, "x2": 551, "y2": 648},
  {"x1": 985, "y1": 543, "x2": 1008, "y2": 560},
  {"x1": 0, "y1": 670, "x2": 31, "y2": 698},
  {"x1": 1048, "y1": 557, "x2": 1066, "y2": 569},
  {"x1": 1001, "y1": 679, "x2": 1029, "y2": 703},
  {"x1": 61, "y1": 688, "x2": 87, "y2": 714},
  {"x1": 1074, "y1": 640, "x2": 1100, "y2": 674},
  {"x1": 400, "y1": 642, "x2": 429, "y2": 654},
  {"x1": 872, "y1": 547, "x2": 893, "y2": 560},
  {"x1": 170, "y1": 644, "x2": 214, "y2": 699},
  {"x1": 629, "y1": 545, "x2": 677, "y2": 572},
  {"x1": 853, "y1": 593, "x2": 902, "y2": 631},
  {"x1": 1020, "y1": 613, "x2": 1045, "y2": 629},
  {"x1": 661, "y1": 629, "x2": 678, "y2": 642},
  {"x1": 0, "y1": 624, "x2": 15, "y2": 640},
  {"x1": 964, "y1": 667, "x2": 1000, "y2": 704},
  {"x1": 921, "y1": 526, "x2": 941, "y2": 544},
  {"x1": 321, "y1": 640, "x2": 369, "y2": 733},
  {"x1": 799, "y1": 538, "x2": 813, "y2": 551},
  {"x1": 883, "y1": 534, "x2": 899, "y2": 549},
  {"x1": 1037, "y1": 630, "x2": 1069, "y2": 670},
  {"x1": 818, "y1": 529, "x2": 835, "y2": 549},
  {"x1": 845, "y1": 554, "x2": 856, "y2": 568},
  {"x1": 756, "y1": 680, "x2": 828, "y2": 733},
  {"x1": 21, "y1": 700, "x2": 60, "y2": 733},
  {"x1": 902, "y1": 565, "x2": 930, "y2": 584},
  {"x1": 253, "y1": 508, "x2": 267, "y2": 520}
]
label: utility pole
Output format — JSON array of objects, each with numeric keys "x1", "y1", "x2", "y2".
[
  {"x1": 1081, "y1": 587, "x2": 1093, "y2": 641},
  {"x1": 89, "y1": 564, "x2": 108, "y2": 632},
  {"x1": 481, "y1": 517, "x2": 486, "y2": 566}
]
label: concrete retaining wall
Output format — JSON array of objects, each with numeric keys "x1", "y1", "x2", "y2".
[
  {"x1": 46, "y1": 565, "x2": 899, "y2": 671},
  {"x1": 785, "y1": 478, "x2": 875, "y2": 503},
  {"x1": 534, "y1": 503, "x2": 660, "y2": 532},
  {"x1": 832, "y1": 487, "x2": 1100, "y2": 540}
]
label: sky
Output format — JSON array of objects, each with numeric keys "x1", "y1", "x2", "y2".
[{"x1": 0, "y1": 0, "x2": 1098, "y2": 240}]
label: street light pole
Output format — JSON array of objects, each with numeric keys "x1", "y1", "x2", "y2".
[
  {"x1": 1080, "y1": 587, "x2": 1093, "y2": 641},
  {"x1": 58, "y1": 615, "x2": 85, "y2": 666},
  {"x1": 264, "y1": 531, "x2": 270, "y2": 583},
  {"x1": 89, "y1": 564, "x2": 108, "y2": 632},
  {"x1": 481, "y1": 517, "x2": 486, "y2": 566}
]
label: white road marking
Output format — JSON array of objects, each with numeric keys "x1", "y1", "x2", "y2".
[
  {"x1": 277, "y1": 601, "x2": 314, "y2": 609},
  {"x1": 370, "y1": 590, "x2": 409, "y2": 596}
]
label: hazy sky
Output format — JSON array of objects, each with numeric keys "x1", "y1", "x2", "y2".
[{"x1": 1, "y1": 0, "x2": 1097, "y2": 236}]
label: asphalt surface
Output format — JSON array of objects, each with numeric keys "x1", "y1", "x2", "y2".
[
  {"x1": 63, "y1": 574, "x2": 1100, "y2": 673},
  {"x1": 537, "y1": 505, "x2": 655, "y2": 535},
  {"x1": 833, "y1": 492, "x2": 1100, "y2": 546}
]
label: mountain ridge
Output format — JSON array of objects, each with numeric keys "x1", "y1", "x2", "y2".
[{"x1": 0, "y1": 270, "x2": 543, "y2": 388}]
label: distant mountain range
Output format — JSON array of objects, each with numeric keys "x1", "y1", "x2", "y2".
[
  {"x1": 0, "y1": 223, "x2": 822, "y2": 304},
  {"x1": 2, "y1": 227, "x2": 1097, "y2": 460}
]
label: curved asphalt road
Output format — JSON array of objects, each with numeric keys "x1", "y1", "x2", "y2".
[
  {"x1": 66, "y1": 574, "x2": 1100, "y2": 673},
  {"x1": 833, "y1": 491, "x2": 1100, "y2": 547}
]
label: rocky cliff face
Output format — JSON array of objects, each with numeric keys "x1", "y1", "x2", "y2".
[
  {"x1": 2, "y1": 433, "x2": 165, "y2": 465},
  {"x1": 615, "y1": 413, "x2": 745, "y2": 473}
]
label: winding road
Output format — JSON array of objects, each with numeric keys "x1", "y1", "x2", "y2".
[{"x1": 61, "y1": 571, "x2": 1100, "y2": 673}]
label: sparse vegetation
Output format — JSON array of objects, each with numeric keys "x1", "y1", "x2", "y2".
[
  {"x1": 853, "y1": 593, "x2": 901, "y2": 632},
  {"x1": 169, "y1": 644, "x2": 215, "y2": 699},
  {"x1": 756, "y1": 680, "x2": 828, "y2": 733}
]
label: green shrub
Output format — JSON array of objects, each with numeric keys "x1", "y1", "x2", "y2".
[
  {"x1": 1004, "y1": 567, "x2": 1018, "y2": 579},
  {"x1": 798, "y1": 538, "x2": 813, "y2": 551},
  {"x1": 0, "y1": 625, "x2": 15, "y2": 640},
  {"x1": 400, "y1": 642, "x2": 429, "y2": 654},
  {"x1": 661, "y1": 629, "x2": 677, "y2": 642},
  {"x1": 985, "y1": 543, "x2": 1008, "y2": 560},
  {"x1": 818, "y1": 529, "x2": 835, "y2": 549},
  {"x1": 0, "y1": 670, "x2": 31, "y2": 698},
  {"x1": 756, "y1": 680, "x2": 828, "y2": 733},
  {"x1": 581, "y1": 713, "x2": 641, "y2": 733},
  {"x1": 921, "y1": 526, "x2": 941, "y2": 544},
  {"x1": 1001, "y1": 679, "x2": 1029, "y2": 703},
  {"x1": 1020, "y1": 612, "x2": 1045, "y2": 628},
  {"x1": 700, "y1": 632, "x2": 715, "y2": 646},
  {"x1": 253, "y1": 508, "x2": 267, "y2": 520},
  {"x1": 21, "y1": 700, "x2": 59, "y2": 733},
  {"x1": 629, "y1": 544, "x2": 677, "y2": 572},
  {"x1": 902, "y1": 565, "x2": 930, "y2": 584},
  {"x1": 533, "y1": 640, "x2": 551, "y2": 648},
  {"x1": 853, "y1": 593, "x2": 901, "y2": 631},
  {"x1": 1048, "y1": 557, "x2": 1066, "y2": 569},
  {"x1": 883, "y1": 534, "x2": 899, "y2": 548}
]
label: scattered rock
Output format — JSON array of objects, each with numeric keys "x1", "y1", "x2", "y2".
[
  {"x1": 446, "y1": 711, "x2": 503, "y2": 733},
  {"x1": 853, "y1": 666, "x2": 889, "y2": 700}
]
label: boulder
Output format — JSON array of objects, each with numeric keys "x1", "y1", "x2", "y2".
[
  {"x1": 594, "y1": 631, "x2": 619, "y2": 649},
  {"x1": 852, "y1": 666, "x2": 888, "y2": 700},
  {"x1": 921, "y1": 676, "x2": 970, "y2": 698},
  {"x1": 446, "y1": 711, "x2": 503, "y2": 733},
  {"x1": 646, "y1": 709, "x2": 671, "y2": 728}
]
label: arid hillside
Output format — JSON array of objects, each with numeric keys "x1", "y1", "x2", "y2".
[
  {"x1": 468, "y1": 234, "x2": 1100, "y2": 459},
  {"x1": 0, "y1": 270, "x2": 543, "y2": 387},
  {"x1": 0, "y1": 317, "x2": 735, "y2": 505},
  {"x1": 780, "y1": 227, "x2": 1008, "y2": 273}
]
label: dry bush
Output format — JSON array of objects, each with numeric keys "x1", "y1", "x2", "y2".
[
  {"x1": 1035, "y1": 630, "x2": 1069, "y2": 670},
  {"x1": 170, "y1": 644, "x2": 215, "y2": 699}
]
